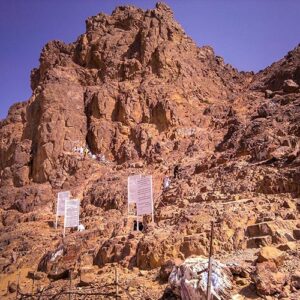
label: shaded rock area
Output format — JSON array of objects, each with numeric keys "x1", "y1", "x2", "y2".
[{"x1": 0, "y1": 2, "x2": 300, "y2": 299}]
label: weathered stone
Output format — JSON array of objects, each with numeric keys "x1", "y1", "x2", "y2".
[
  {"x1": 27, "y1": 271, "x2": 47, "y2": 280},
  {"x1": 78, "y1": 267, "x2": 96, "y2": 286},
  {"x1": 291, "y1": 272, "x2": 300, "y2": 289},
  {"x1": 236, "y1": 278, "x2": 248, "y2": 286},
  {"x1": 0, "y1": 2, "x2": 300, "y2": 299},
  {"x1": 265, "y1": 89, "x2": 274, "y2": 98},
  {"x1": 247, "y1": 223, "x2": 272, "y2": 237},
  {"x1": 159, "y1": 259, "x2": 182, "y2": 283},
  {"x1": 253, "y1": 261, "x2": 288, "y2": 296},
  {"x1": 257, "y1": 246, "x2": 285, "y2": 266},
  {"x1": 293, "y1": 229, "x2": 300, "y2": 240},
  {"x1": 228, "y1": 263, "x2": 249, "y2": 278},
  {"x1": 94, "y1": 235, "x2": 139, "y2": 268},
  {"x1": 277, "y1": 242, "x2": 297, "y2": 251},
  {"x1": 38, "y1": 243, "x2": 81, "y2": 280},
  {"x1": 282, "y1": 79, "x2": 299, "y2": 93},
  {"x1": 246, "y1": 236, "x2": 272, "y2": 248},
  {"x1": 136, "y1": 233, "x2": 182, "y2": 270},
  {"x1": 8, "y1": 282, "x2": 17, "y2": 293}
]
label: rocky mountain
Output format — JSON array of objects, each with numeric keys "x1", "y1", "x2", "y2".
[{"x1": 0, "y1": 3, "x2": 299, "y2": 299}]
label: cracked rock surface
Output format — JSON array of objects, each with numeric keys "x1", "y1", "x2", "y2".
[{"x1": 0, "y1": 2, "x2": 300, "y2": 299}]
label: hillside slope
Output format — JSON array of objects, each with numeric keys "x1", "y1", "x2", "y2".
[{"x1": 0, "y1": 3, "x2": 299, "y2": 299}]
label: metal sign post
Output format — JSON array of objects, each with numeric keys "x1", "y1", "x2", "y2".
[
  {"x1": 127, "y1": 177, "x2": 130, "y2": 216},
  {"x1": 115, "y1": 266, "x2": 119, "y2": 299},
  {"x1": 16, "y1": 272, "x2": 20, "y2": 300},
  {"x1": 207, "y1": 221, "x2": 214, "y2": 300},
  {"x1": 150, "y1": 175, "x2": 154, "y2": 223}
]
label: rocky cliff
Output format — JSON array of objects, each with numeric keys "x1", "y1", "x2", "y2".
[{"x1": 0, "y1": 3, "x2": 299, "y2": 299}]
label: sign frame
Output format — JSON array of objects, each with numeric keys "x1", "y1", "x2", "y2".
[
  {"x1": 127, "y1": 174, "x2": 141, "y2": 215},
  {"x1": 63, "y1": 198, "x2": 80, "y2": 237},
  {"x1": 136, "y1": 175, "x2": 154, "y2": 223},
  {"x1": 55, "y1": 191, "x2": 71, "y2": 228}
]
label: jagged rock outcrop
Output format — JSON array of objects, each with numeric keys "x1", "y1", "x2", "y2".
[
  {"x1": 0, "y1": 2, "x2": 300, "y2": 300},
  {"x1": 0, "y1": 2, "x2": 247, "y2": 188},
  {"x1": 251, "y1": 44, "x2": 300, "y2": 91}
]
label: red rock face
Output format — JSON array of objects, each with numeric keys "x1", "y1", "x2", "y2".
[
  {"x1": 0, "y1": 3, "x2": 300, "y2": 299},
  {"x1": 1, "y1": 3, "x2": 247, "y2": 187}
]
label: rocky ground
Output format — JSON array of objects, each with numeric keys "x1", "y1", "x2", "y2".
[{"x1": 0, "y1": 2, "x2": 300, "y2": 299}]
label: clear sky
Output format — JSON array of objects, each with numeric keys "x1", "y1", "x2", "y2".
[{"x1": 0, "y1": 0, "x2": 299, "y2": 120}]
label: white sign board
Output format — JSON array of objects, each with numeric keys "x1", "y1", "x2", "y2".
[
  {"x1": 56, "y1": 191, "x2": 70, "y2": 216},
  {"x1": 136, "y1": 176, "x2": 153, "y2": 218},
  {"x1": 64, "y1": 199, "x2": 80, "y2": 229},
  {"x1": 128, "y1": 175, "x2": 141, "y2": 204}
]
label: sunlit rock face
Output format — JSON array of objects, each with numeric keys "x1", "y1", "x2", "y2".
[
  {"x1": 0, "y1": 2, "x2": 300, "y2": 299},
  {"x1": 0, "y1": 2, "x2": 247, "y2": 187}
]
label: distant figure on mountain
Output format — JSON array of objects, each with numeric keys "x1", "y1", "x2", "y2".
[
  {"x1": 98, "y1": 154, "x2": 106, "y2": 163},
  {"x1": 83, "y1": 147, "x2": 89, "y2": 159},
  {"x1": 163, "y1": 176, "x2": 171, "y2": 191},
  {"x1": 174, "y1": 165, "x2": 180, "y2": 179}
]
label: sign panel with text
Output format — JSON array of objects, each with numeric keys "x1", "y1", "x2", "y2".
[
  {"x1": 136, "y1": 175, "x2": 153, "y2": 218},
  {"x1": 128, "y1": 175, "x2": 141, "y2": 204},
  {"x1": 56, "y1": 191, "x2": 70, "y2": 216},
  {"x1": 64, "y1": 199, "x2": 80, "y2": 228}
]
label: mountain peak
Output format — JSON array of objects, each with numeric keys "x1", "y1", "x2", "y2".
[{"x1": 0, "y1": 4, "x2": 300, "y2": 299}]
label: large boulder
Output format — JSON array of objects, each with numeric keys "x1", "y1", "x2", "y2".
[
  {"x1": 257, "y1": 246, "x2": 285, "y2": 266},
  {"x1": 94, "y1": 234, "x2": 139, "y2": 268},
  {"x1": 38, "y1": 242, "x2": 82, "y2": 280},
  {"x1": 291, "y1": 272, "x2": 300, "y2": 289},
  {"x1": 136, "y1": 231, "x2": 182, "y2": 269},
  {"x1": 159, "y1": 258, "x2": 182, "y2": 283},
  {"x1": 283, "y1": 79, "x2": 299, "y2": 93},
  {"x1": 78, "y1": 266, "x2": 97, "y2": 287},
  {"x1": 253, "y1": 261, "x2": 288, "y2": 296},
  {"x1": 169, "y1": 256, "x2": 233, "y2": 300}
]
